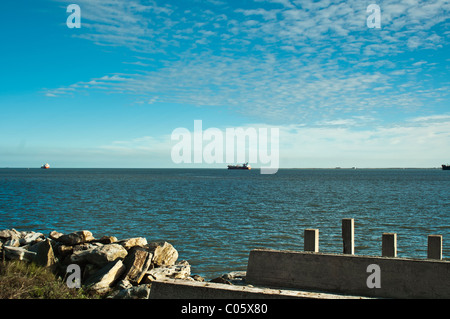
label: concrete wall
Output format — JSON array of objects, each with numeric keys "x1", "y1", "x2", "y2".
[
  {"x1": 246, "y1": 249, "x2": 450, "y2": 299},
  {"x1": 148, "y1": 278, "x2": 366, "y2": 299}
]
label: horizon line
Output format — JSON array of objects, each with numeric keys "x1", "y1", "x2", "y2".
[{"x1": 0, "y1": 166, "x2": 446, "y2": 170}]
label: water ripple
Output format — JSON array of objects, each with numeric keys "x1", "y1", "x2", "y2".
[{"x1": 1, "y1": 168, "x2": 449, "y2": 279}]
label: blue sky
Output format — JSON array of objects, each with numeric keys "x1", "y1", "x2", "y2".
[{"x1": 1, "y1": 0, "x2": 449, "y2": 168}]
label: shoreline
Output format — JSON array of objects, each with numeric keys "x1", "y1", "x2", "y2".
[{"x1": 0, "y1": 228, "x2": 240, "y2": 299}]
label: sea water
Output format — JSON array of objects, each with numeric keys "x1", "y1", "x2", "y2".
[{"x1": 1, "y1": 168, "x2": 449, "y2": 279}]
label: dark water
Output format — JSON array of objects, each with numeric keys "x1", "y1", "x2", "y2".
[{"x1": 1, "y1": 168, "x2": 449, "y2": 279}]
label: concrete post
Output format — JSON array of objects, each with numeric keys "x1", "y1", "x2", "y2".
[
  {"x1": 304, "y1": 229, "x2": 319, "y2": 252},
  {"x1": 342, "y1": 218, "x2": 354, "y2": 255},
  {"x1": 427, "y1": 235, "x2": 443, "y2": 260},
  {"x1": 382, "y1": 233, "x2": 397, "y2": 257}
]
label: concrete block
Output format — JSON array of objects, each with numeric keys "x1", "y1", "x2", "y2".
[
  {"x1": 428, "y1": 235, "x2": 443, "y2": 260},
  {"x1": 148, "y1": 278, "x2": 367, "y2": 299},
  {"x1": 342, "y1": 218, "x2": 354, "y2": 254},
  {"x1": 246, "y1": 249, "x2": 450, "y2": 299},
  {"x1": 304, "y1": 229, "x2": 319, "y2": 252},
  {"x1": 382, "y1": 233, "x2": 397, "y2": 257}
]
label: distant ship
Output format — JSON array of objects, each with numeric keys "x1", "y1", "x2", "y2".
[
  {"x1": 443, "y1": 164, "x2": 450, "y2": 170},
  {"x1": 41, "y1": 163, "x2": 50, "y2": 169},
  {"x1": 227, "y1": 162, "x2": 251, "y2": 170}
]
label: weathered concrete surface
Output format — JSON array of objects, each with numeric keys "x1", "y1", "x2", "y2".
[
  {"x1": 148, "y1": 278, "x2": 367, "y2": 299},
  {"x1": 246, "y1": 249, "x2": 450, "y2": 299}
]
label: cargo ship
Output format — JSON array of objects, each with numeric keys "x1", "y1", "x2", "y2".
[
  {"x1": 442, "y1": 164, "x2": 450, "y2": 170},
  {"x1": 227, "y1": 162, "x2": 251, "y2": 170},
  {"x1": 41, "y1": 163, "x2": 50, "y2": 169}
]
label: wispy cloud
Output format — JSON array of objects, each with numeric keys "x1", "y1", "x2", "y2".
[
  {"x1": 278, "y1": 113, "x2": 450, "y2": 167},
  {"x1": 54, "y1": 0, "x2": 450, "y2": 56},
  {"x1": 91, "y1": 114, "x2": 450, "y2": 168},
  {"x1": 48, "y1": 0, "x2": 450, "y2": 124},
  {"x1": 45, "y1": 53, "x2": 449, "y2": 124},
  {"x1": 100, "y1": 136, "x2": 170, "y2": 153}
]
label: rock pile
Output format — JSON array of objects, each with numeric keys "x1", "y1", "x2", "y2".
[{"x1": 0, "y1": 228, "x2": 202, "y2": 299}]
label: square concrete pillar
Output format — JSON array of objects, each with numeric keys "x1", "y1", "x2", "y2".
[
  {"x1": 342, "y1": 218, "x2": 354, "y2": 255},
  {"x1": 427, "y1": 235, "x2": 443, "y2": 260},
  {"x1": 304, "y1": 229, "x2": 319, "y2": 252},
  {"x1": 382, "y1": 233, "x2": 397, "y2": 257}
]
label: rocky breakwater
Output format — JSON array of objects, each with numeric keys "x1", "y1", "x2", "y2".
[{"x1": 0, "y1": 228, "x2": 198, "y2": 299}]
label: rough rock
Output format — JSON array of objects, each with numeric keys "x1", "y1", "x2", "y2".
[
  {"x1": 116, "y1": 279, "x2": 133, "y2": 290},
  {"x1": 73, "y1": 243, "x2": 97, "y2": 252},
  {"x1": 110, "y1": 284, "x2": 151, "y2": 299},
  {"x1": 0, "y1": 229, "x2": 21, "y2": 241},
  {"x1": 4, "y1": 246, "x2": 37, "y2": 262},
  {"x1": 148, "y1": 241, "x2": 178, "y2": 267},
  {"x1": 222, "y1": 271, "x2": 246, "y2": 285},
  {"x1": 69, "y1": 249, "x2": 92, "y2": 264},
  {"x1": 56, "y1": 230, "x2": 95, "y2": 245},
  {"x1": 143, "y1": 260, "x2": 191, "y2": 283},
  {"x1": 70, "y1": 243, "x2": 127, "y2": 266},
  {"x1": 57, "y1": 244, "x2": 74, "y2": 257},
  {"x1": 118, "y1": 237, "x2": 148, "y2": 250},
  {"x1": 84, "y1": 259, "x2": 126, "y2": 293},
  {"x1": 82, "y1": 263, "x2": 102, "y2": 280},
  {"x1": 98, "y1": 235, "x2": 117, "y2": 244},
  {"x1": 1, "y1": 227, "x2": 192, "y2": 299},
  {"x1": 122, "y1": 247, "x2": 153, "y2": 285},
  {"x1": 49, "y1": 231, "x2": 64, "y2": 241},
  {"x1": 5, "y1": 238, "x2": 21, "y2": 247},
  {"x1": 192, "y1": 274, "x2": 205, "y2": 282},
  {"x1": 210, "y1": 276, "x2": 232, "y2": 285},
  {"x1": 31, "y1": 239, "x2": 57, "y2": 267},
  {"x1": 90, "y1": 244, "x2": 128, "y2": 265},
  {"x1": 19, "y1": 231, "x2": 45, "y2": 246}
]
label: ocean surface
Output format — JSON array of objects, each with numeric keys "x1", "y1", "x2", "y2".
[{"x1": 1, "y1": 168, "x2": 449, "y2": 279}]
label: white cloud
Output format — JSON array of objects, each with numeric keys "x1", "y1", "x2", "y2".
[
  {"x1": 91, "y1": 114, "x2": 450, "y2": 168},
  {"x1": 407, "y1": 114, "x2": 450, "y2": 123},
  {"x1": 278, "y1": 114, "x2": 450, "y2": 167},
  {"x1": 44, "y1": 49, "x2": 449, "y2": 125},
  {"x1": 51, "y1": 0, "x2": 450, "y2": 56},
  {"x1": 47, "y1": 0, "x2": 450, "y2": 125},
  {"x1": 101, "y1": 136, "x2": 170, "y2": 153}
]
